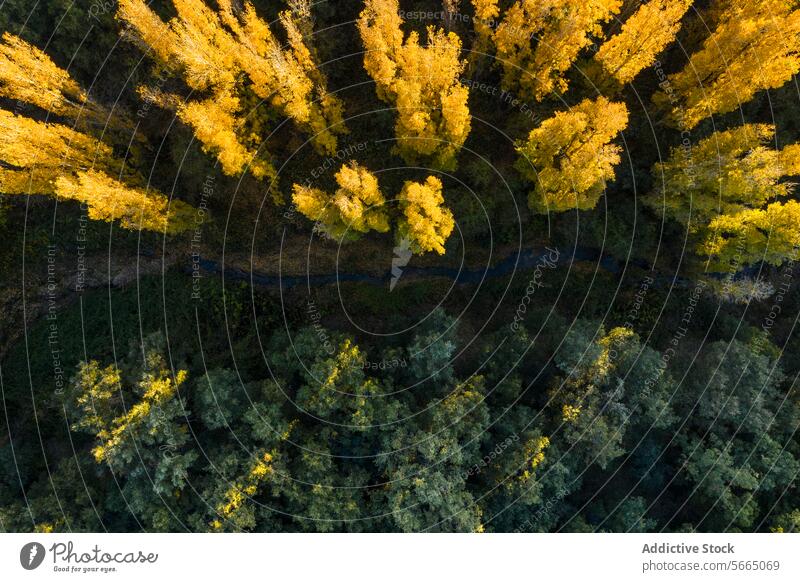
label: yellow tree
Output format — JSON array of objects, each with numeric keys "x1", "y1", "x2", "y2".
[
  {"x1": 57, "y1": 170, "x2": 195, "y2": 233},
  {"x1": 292, "y1": 162, "x2": 389, "y2": 240},
  {"x1": 645, "y1": 124, "x2": 800, "y2": 266},
  {"x1": 117, "y1": 0, "x2": 346, "y2": 183},
  {"x1": 397, "y1": 176, "x2": 454, "y2": 255},
  {"x1": 0, "y1": 33, "x2": 130, "y2": 132},
  {"x1": 701, "y1": 201, "x2": 800, "y2": 267},
  {"x1": 486, "y1": 0, "x2": 622, "y2": 101},
  {"x1": 358, "y1": 0, "x2": 471, "y2": 170},
  {"x1": 595, "y1": 0, "x2": 693, "y2": 85},
  {"x1": 653, "y1": 0, "x2": 800, "y2": 129},
  {"x1": 515, "y1": 97, "x2": 629, "y2": 212},
  {"x1": 0, "y1": 110, "x2": 194, "y2": 233},
  {"x1": 0, "y1": 34, "x2": 195, "y2": 235},
  {"x1": 470, "y1": 0, "x2": 499, "y2": 58}
]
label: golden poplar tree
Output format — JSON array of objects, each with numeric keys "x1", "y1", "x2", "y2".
[
  {"x1": 0, "y1": 110, "x2": 194, "y2": 233},
  {"x1": 57, "y1": 170, "x2": 194, "y2": 233},
  {"x1": 470, "y1": 0, "x2": 499, "y2": 57},
  {"x1": 645, "y1": 124, "x2": 800, "y2": 266},
  {"x1": 358, "y1": 0, "x2": 471, "y2": 170},
  {"x1": 0, "y1": 34, "x2": 194, "y2": 234},
  {"x1": 0, "y1": 33, "x2": 128, "y2": 131},
  {"x1": 595, "y1": 0, "x2": 693, "y2": 85},
  {"x1": 397, "y1": 176, "x2": 454, "y2": 255},
  {"x1": 653, "y1": 0, "x2": 800, "y2": 129},
  {"x1": 485, "y1": 0, "x2": 622, "y2": 101},
  {"x1": 117, "y1": 0, "x2": 346, "y2": 183},
  {"x1": 515, "y1": 97, "x2": 629, "y2": 212},
  {"x1": 292, "y1": 162, "x2": 389, "y2": 240},
  {"x1": 701, "y1": 202, "x2": 800, "y2": 267}
]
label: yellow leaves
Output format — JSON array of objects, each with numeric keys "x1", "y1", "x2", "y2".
[
  {"x1": 91, "y1": 364, "x2": 189, "y2": 463},
  {"x1": 177, "y1": 93, "x2": 273, "y2": 182},
  {"x1": 471, "y1": 0, "x2": 500, "y2": 23},
  {"x1": 397, "y1": 176, "x2": 454, "y2": 255},
  {"x1": 292, "y1": 186, "x2": 328, "y2": 227},
  {"x1": 0, "y1": 168, "x2": 52, "y2": 195},
  {"x1": 0, "y1": 33, "x2": 196, "y2": 234},
  {"x1": 147, "y1": 369, "x2": 188, "y2": 401},
  {"x1": 250, "y1": 452, "x2": 274, "y2": 479},
  {"x1": 490, "y1": 0, "x2": 622, "y2": 101},
  {"x1": 292, "y1": 164, "x2": 455, "y2": 254},
  {"x1": 56, "y1": 170, "x2": 195, "y2": 234},
  {"x1": 0, "y1": 33, "x2": 83, "y2": 115},
  {"x1": 358, "y1": 0, "x2": 405, "y2": 96},
  {"x1": 595, "y1": 0, "x2": 693, "y2": 84},
  {"x1": 358, "y1": 0, "x2": 471, "y2": 169},
  {"x1": 701, "y1": 201, "x2": 800, "y2": 267},
  {"x1": 518, "y1": 435, "x2": 550, "y2": 482},
  {"x1": 655, "y1": 0, "x2": 800, "y2": 128},
  {"x1": 779, "y1": 143, "x2": 800, "y2": 176},
  {"x1": 0, "y1": 33, "x2": 135, "y2": 134},
  {"x1": 292, "y1": 162, "x2": 389, "y2": 240},
  {"x1": 592, "y1": 326, "x2": 634, "y2": 379},
  {"x1": 73, "y1": 361, "x2": 123, "y2": 435},
  {"x1": 265, "y1": 11, "x2": 346, "y2": 155},
  {"x1": 529, "y1": 436, "x2": 550, "y2": 468},
  {"x1": 562, "y1": 404, "x2": 582, "y2": 422},
  {"x1": 0, "y1": 109, "x2": 194, "y2": 233},
  {"x1": 214, "y1": 451, "x2": 275, "y2": 529},
  {"x1": 319, "y1": 338, "x2": 362, "y2": 388},
  {"x1": 515, "y1": 96, "x2": 628, "y2": 212},
  {"x1": 118, "y1": 0, "x2": 174, "y2": 64},
  {"x1": 654, "y1": 122, "x2": 779, "y2": 222},
  {"x1": 599, "y1": 327, "x2": 635, "y2": 349},
  {"x1": 0, "y1": 107, "x2": 112, "y2": 174},
  {"x1": 117, "y1": 0, "x2": 346, "y2": 180},
  {"x1": 647, "y1": 123, "x2": 800, "y2": 266},
  {"x1": 471, "y1": 0, "x2": 499, "y2": 55}
]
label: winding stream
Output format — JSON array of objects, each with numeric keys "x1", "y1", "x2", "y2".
[{"x1": 195, "y1": 245, "x2": 668, "y2": 289}]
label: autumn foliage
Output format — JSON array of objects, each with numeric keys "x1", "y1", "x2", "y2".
[
  {"x1": 0, "y1": 34, "x2": 193, "y2": 233},
  {"x1": 646, "y1": 124, "x2": 800, "y2": 266},
  {"x1": 397, "y1": 176, "x2": 454, "y2": 255},
  {"x1": 653, "y1": 0, "x2": 800, "y2": 128},
  {"x1": 292, "y1": 162, "x2": 389, "y2": 241},
  {"x1": 516, "y1": 97, "x2": 629, "y2": 213},
  {"x1": 477, "y1": 0, "x2": 622, "y2": 101},
  {"x1": 0, "y1": 32, "x2": 129, "y2": 132},
  {"x1": 117, "y1": 0, "x2": 346, "y2": 183},
  {"x1": 595, "y1": 0, "x2": 693, "y2": 85},
  {"x1": 359, "y1": 0, "x2": 471, "y2": 170},
  {"x1": 7, "y1": 0, "x2": 800, "y2": 538}
]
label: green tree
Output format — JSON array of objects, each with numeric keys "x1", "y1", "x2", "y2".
[{"x1": 70, "y1": 333, "x2": 198, "y2": 531}]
